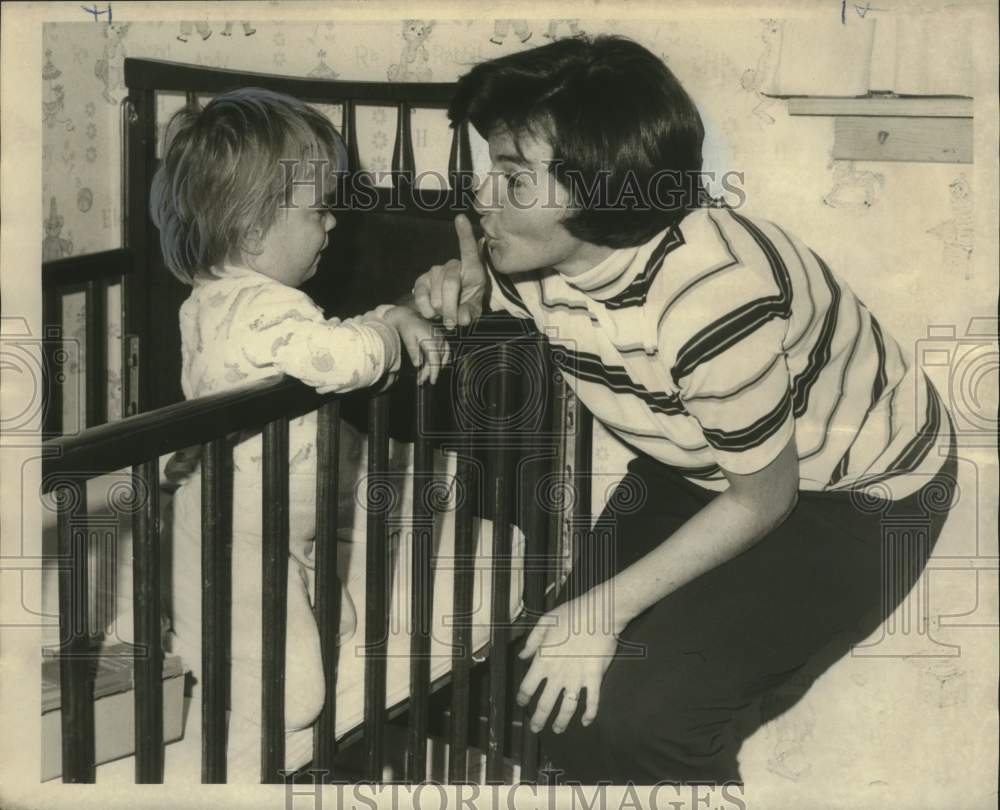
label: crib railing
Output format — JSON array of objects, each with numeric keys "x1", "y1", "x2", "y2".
[
  {"x1": 42, "y1": 322, "x2": 593, "y2": 784},
  {"x1": 41, "y1": 249, "x2": 131, "y2": 435}
]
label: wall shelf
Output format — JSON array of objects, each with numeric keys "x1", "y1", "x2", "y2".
[
  {"x1": 786, "y1": 96, "x2": 973, "y2": 118},
  {"x1": 782, "y1": 96, "x2": 973, "y2": 164}
]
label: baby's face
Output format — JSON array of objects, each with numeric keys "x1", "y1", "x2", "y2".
[{"x1": 246, "y1": 183, "x2": 335, "y2": 287}]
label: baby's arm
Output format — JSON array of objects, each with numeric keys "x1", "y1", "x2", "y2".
[{"x1": 239, "y1": 284, "x2": 401, "y2": 392}]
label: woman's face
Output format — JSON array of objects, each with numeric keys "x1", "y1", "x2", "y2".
[{"x1": 474, "y1": 127, "x2": 612, "y2": 277}]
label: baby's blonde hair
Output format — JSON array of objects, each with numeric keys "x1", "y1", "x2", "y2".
[{"x1": 151, "y1": 87, "x2": 347, "y2": 284}]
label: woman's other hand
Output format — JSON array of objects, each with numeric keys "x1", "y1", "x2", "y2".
[
  {"x1": 412, "y1": 214, "x2": 487, "y2": 329},
  {"x1": 516, "y1": 591, "x2": 620, "y2": 734}
]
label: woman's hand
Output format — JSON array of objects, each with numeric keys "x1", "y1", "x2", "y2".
[
  {"x1": 516, "y1": 591, "x2": 620, "y2": 734},
  {"x1": 382, "y1": 306, "x2": 451, "y2": 385},
  {"x1": 412, "y1": 214, "x2": 487, "y2": 329}
]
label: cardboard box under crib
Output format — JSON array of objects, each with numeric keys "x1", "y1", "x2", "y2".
[{"x1": 41, "y1": 644, "x2": 185, "y2": 781}]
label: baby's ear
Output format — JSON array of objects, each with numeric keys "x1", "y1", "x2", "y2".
[{"x1": 243, "y1": 224, "x2": 265, "y2": 248}]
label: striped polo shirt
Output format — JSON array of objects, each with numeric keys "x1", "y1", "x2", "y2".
[{"x1": 485, "y1": 205, "x2": 952, "y2": 500}]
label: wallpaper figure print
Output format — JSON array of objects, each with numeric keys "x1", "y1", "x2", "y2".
[
  {"x1": 387, "y1": 20, "x2": 436, "y2": 82},
  {"x1": 823, "y1": 160, "x2": 885, "y2": 209},
  {"x1": 42, "y1": 50, "x2": 74, "y2": 132},
  {"x1": 94, "y1": 22, "x2": 130, "y2": 104},
  {"x1": 42, "y1": 197, "x2": 74, "y2": 262},
  {"x1": 77, "y1": 187, "x2": 94, "y2": 214},
  {"x1": 177, "y1": 21, "x2": 212, "y2": 43},
  {"x1": 221, "y1": 21, "x2": 256, "y2": 38},
  {"x1": 491, "y1": 20, "x2": 532, "y2": 46},
  {"x1": 59, "y1": 139, "x2": 76, "y2": 174},
  {"x1": 928, "y1": 175, "x2": 975, "y2": 280},
  {"x1": 308, "y1": 50, "x2": 340, "y2": 80},
  {"x1": 740, "y1": 18, "x2": 783, "y2": 126},
  {"x1": 544, "y1": 19, "x2": 582, "y2": 40}
]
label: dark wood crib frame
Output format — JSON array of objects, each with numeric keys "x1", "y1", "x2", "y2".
[{"x1": 40, "y1": 58, "x2": 595, "y2": 785}]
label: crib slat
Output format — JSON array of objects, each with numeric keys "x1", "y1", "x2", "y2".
[
  {"x1": 448, "y1": 451, "x2": 477, "y2": 784},
  {"x1": 85, "y1": 279, "x2": 107, "y2": 428},
  {"x1": 201, "y1": 437, "x2": 232, "y2": 783},
  {"x1": 517, "y1": 338, "x2": 553, "y2": 783},
  {"x1": 313, "y1": 401, "x2": 342, "y2": 778},
  {"x1": 56, "y1": 480, "x2": 96, "y2": 782},
  {"x1": 448, "y1": 359, "x2": 478, "y2": 784},
  {"x1": 573, "y1": 399, "x2": 594, "y2": 531},
  {"x1": 448, "y1": 120, "x2": 474, "y2": 206},
  {"x1": 391, "y1": 102, "x2": 415, "y2": 188},
  {"x1": 345, "y1": 101, "x2": 361, "y2": 175},
  {"x1": 486, "y1": 345, "x2": 514, "y2": 783},
  {"x1": 363, "y1": 393, "x2": 391, "y2": 782},
  {"x1": 546, "y1": 375, "x2": 575, "y2": 612},
  {"x1": 42, "y1": 290, "x2": 63, "y2": 436},
  {"x1": 406, "y1": 380, "x2": 435, "y2": 782},
  {"x1": 262, "y1": 417, "x2": 290, "y2": 783},
  {"x1": 132, "y1": 459, "x2": 163, "y2": 782},
  {"x1": 521, "y1": 361, "x2": 580, "y2": 776},
  {"x1": 447, "y1": 120, "x2": 473, "y2": 176}
]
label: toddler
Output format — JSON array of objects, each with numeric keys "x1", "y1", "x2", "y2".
[{"x1": 150, "y1": 87, "x2": 444, "y2": 779}]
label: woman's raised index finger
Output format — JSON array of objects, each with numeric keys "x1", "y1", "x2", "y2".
[{"x1": 454, "y1": 214, "x2": 480, "y2": 267}]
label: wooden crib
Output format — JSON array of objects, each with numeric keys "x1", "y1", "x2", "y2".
[{"x1": 40, "y1": 58, "x2": 594, "y2": 784}]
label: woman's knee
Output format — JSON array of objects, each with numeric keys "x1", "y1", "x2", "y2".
[{"x1": 597, "y1": 660, "x2": 742, "y2": 774}]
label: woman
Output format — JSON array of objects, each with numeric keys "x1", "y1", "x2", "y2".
[{"x1": 411, "y1": 35, "x2": 956, "y2": 785}]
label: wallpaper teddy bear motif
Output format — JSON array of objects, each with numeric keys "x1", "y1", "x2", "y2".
[
  {"x1": 740, "y1": 18, "x2": 783, "y2": 126},
  {"x1": 94, "y1": 22, "x2": 130, "y2": 105},
  {"x1": 823, "y1": 160, "x2": 885, "y2": 209},
  {"x1": 387, "y1": 20, "x2": 436, "y2": 82}
]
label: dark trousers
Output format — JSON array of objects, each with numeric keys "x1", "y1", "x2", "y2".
[{"x1": 537, "y1": 448, "x2": 957, "y2": 785}]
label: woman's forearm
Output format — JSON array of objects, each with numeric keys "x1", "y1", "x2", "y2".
[{"x1": 597, "y1": 487, "x2": 796, "y2": 634}]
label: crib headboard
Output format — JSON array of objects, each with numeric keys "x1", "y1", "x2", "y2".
[{"x1": 123, "y1": 58, "x2": 477, "y2": 414}]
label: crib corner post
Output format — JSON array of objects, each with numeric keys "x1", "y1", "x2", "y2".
[
  {"x1": 55, "y1": 479, "x2": 97, "y2": 783},
  {"x1": 132, "y1": 458, "x2": 164, "y2": 783}
]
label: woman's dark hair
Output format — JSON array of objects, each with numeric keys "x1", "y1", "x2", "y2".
[{"x1": 449, "y1": 35, "x2": 705, "y2": 248}]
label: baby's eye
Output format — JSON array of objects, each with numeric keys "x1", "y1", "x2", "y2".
[{"x1": 505, "y1": 171, "x2": 527, "y2": 190}]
